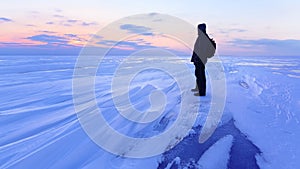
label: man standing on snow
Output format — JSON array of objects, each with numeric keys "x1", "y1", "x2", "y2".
[{"x1": 191, "y1": 23, "x2": 215, "y2": 96}]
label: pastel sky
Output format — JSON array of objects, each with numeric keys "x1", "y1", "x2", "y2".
[{"x1": 1, "y1": 0, "x2": 300, "y2": 56}]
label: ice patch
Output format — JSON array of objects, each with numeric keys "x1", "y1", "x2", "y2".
[
  {"x1": 236, "y1": 62, "x2": 297, "y2": 67},
  {"x1": 291, "y1": 69, "x2": 300, "y2": 73},
  {"x1": 287, "y1": 74, "x2": 300, "y2": 78},
  {"x1": 229, "y1": 70, "x2": 238, "y2": 74}
]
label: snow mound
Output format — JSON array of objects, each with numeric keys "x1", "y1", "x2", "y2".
[{"x1": 197, "y1": 135, "x2": 233, "y2": 169}]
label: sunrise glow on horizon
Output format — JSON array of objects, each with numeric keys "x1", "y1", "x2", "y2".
[{"x1": 1, "y1": 0, "x2": 300, "y2": 56}]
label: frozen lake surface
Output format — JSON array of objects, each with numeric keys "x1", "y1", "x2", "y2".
[{"x1": 0, "y1": 55, "x2": 300, "y2": 169}]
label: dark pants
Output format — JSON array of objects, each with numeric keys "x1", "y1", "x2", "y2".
[{"x1": 194, "y1": 62, "x2": 206, "y2": 95}]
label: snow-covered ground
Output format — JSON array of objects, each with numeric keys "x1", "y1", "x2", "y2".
[{"x1": 0, "y1": 55, "x2": 299, "y2": 169}]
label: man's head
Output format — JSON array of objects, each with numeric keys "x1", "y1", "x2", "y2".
[{"x1": 198, "y1": 23, "x2": 206, "y2": 34}]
